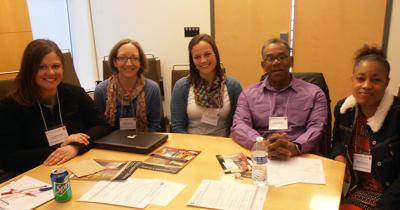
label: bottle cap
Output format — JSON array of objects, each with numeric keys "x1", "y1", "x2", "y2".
[{"x1": 256, "y1": 137, "x2": 263, "y2": 142}]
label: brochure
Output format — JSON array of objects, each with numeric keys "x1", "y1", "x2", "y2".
[
  {"x1": 140, "y1": 147, "x2": 201, "y2": 174},
  {"x1": 70, "y1": 159, "x2": 140, "y2": 181},
  {"x1": 216, "y1": 153, "x2": 252, "y2": 178}
]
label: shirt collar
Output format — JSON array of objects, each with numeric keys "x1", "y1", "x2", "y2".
[{"x1": 262, "y1": 73, "x2": 299, "y2": 92}]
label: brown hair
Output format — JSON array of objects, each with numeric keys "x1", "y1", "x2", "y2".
[
  {"x1": 108, "y1": 38, "x2": 148, "y2": 75},
  {"x1": 261, "y1": 38, "x2": 291, "y2": 60},
  {"x1": 188, "y1": 34, "x2": 223, "y2": 87},
  {"x1": 11, "y1": 39, "x2": 64, "y2": 106},
  {"x1": 353, "y1": 45, "x2": 390, "y2": 78}
]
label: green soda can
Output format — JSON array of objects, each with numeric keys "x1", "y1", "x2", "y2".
[{"x1": 50, "y1": 168, "x2": 72, "y2": 202}]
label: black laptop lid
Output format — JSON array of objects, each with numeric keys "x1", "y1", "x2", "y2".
[{"x1": 93, "y1": 130, "x2": 168, "y2": 154}]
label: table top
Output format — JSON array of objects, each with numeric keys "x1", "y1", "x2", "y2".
[{"x1": 1, "y1": 133, "x2": 345, "y2": 210}]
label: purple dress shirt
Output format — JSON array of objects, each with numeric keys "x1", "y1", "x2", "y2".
[{"x1": 231, "y1": 75, "x2": 328, "y2": 153}]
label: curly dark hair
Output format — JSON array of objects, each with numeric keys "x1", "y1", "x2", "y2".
[{"x1": 353, "y1": 45, "x2": 390, "y2": 77}]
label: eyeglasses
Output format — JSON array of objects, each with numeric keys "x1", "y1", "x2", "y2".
[
  {"x1": 264, "y1": 54, "x2": 290, "y2": 63},
  {"x1": 116, "y1": 56, "x2": 140, "y2": 63}
]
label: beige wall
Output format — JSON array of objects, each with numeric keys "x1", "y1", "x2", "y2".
[
  {"x1": 214, "y1": 0, "x2": 292, "y2": 88},
  {"x1": 0, "y1": 0, "x2": 32, "y2": 79},
  {"x1": 293, "y1": 0, "x2": 387, "y2": 108}
]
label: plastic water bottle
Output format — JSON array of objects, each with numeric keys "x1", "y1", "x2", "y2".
[{"x1": 251, "y1": 137, "x2": 268, "y2": 186}]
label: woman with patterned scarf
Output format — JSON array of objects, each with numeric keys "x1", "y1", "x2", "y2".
[
  {"x1": 94, "y1": 39, "x2": 161, "y2": 132},
  {"x1": 171, "y1": 34, "x2": 242, "y2": 137},
  {"x1": 332, "y1": 45, "x2": 400, "y2": 210}
]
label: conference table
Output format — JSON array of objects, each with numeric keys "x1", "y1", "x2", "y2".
[{"x1": 1, "y1": 133, "x2": 345, "y2": 210}]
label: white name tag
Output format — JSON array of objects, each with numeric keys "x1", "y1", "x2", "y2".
[
  {"x1": 120, "y1": 117, "x2": 137, "y2": 130},
  {"x1": 45, "y1": 126, "x2": 69, "y2": 146},
  {"x1": 353, "y1": 153, "x2": 372, "y2": 173},
  {"x1": 201, "y1": 109, "x2": 220, "y2": 126},
  {"x1": 269, "y1": 116, "x2": 288, "y2": 130}
]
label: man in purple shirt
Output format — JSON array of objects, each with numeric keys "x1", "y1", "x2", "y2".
[{"x1": 231, "y1": 38, "x2": 328, "y2": 159}]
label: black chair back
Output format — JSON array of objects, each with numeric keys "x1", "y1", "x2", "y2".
[{"x1": 0, "y1": 79, "x2": 14, "y2": 99}]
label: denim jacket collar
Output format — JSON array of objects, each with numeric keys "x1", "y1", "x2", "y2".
[{"x1": 339, "y1": 90, "x2": 394, "y2": 133}]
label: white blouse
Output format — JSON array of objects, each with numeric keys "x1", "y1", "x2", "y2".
[{"x1": 187, "y1": 85, "x2": 231, "y2": 136}]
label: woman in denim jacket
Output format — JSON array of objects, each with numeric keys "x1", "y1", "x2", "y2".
[{"x1": 331, "y1": 45, "x2": 400, "y2": 210}]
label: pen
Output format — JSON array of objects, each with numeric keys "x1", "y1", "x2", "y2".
[
  {"x1": 39, "y1": 186, "x2": 53, "y2": 192},
  {"x1": 1, "y1": 185, "x2": 52, "y2": 196}
]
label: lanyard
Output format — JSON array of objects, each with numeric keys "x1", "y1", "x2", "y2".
[
  {"x1": 38, "y1": 91, "x2": 64, "y2": 131},
  {"x1": 267, "y1": 90, "x2": 292, "y2": 117}
]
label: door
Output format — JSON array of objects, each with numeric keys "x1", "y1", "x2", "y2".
[{"x1": 214, "y1": 0, "x2": 292, "y2": 87}]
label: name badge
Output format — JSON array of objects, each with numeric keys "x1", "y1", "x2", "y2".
[
  {"x1": 201, "y1": 109, "x2": 220, "y2": 126},
  {"x1": 353, "y1": 153, "x2": 372, "y2": 173},
  {"x1": 45, "y1": 126, "x2": 69, "y2": 146},
  {"x1": 269, "y1": 117, "x2": 288, "y2": 130},
  {"x1": 120, "y1": 117, "x2": 136, "y2": 130}
]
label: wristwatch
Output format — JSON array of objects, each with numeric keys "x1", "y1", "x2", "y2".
[{"x1": 294, "y1": 143, "x2": 302, "y2": 154}]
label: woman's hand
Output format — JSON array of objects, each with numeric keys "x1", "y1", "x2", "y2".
[
  {"x1": 61, "y1": 133, "x2": 90, "y2": 147},
  {"x1": 43, "y1": 145, "x2": 79, "y2": 166}
]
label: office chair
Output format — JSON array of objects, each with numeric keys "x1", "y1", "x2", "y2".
[
  {"x1": 0, "y1": 78, "x2": 16, "y2": 181},
  {"x1": 171, "y1": 65, "x2": 190, "y2": 93},
  {"x1": 62, "y1": 52, "x2": 81, "y2": 87},
  {"x1": 0, "y1": 79, "x2": 14, "y2": 99},
  {"x1": 260, "y1": 72, "x2": 332, "y2": 157}
]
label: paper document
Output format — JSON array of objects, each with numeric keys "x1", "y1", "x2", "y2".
[
  {"x1": 79, "y1": 178, "x2": 186, "y2": 208},
  {"x1": 150, "y1": 180, "x2": 186, "y2": 206},
  {"x1": 0, "y1": 176, "x2": 54, "y2": 210},
  {"x1": 187, "y1": 179, "x2": 268, "y2": 210},
  {"x1": 267, "y1": 157, "x2": 326, "y2": 187}
]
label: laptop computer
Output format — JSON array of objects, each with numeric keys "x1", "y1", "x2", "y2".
[{"x1": 93, "y1": 130, "x2": 168, "y2": 154}]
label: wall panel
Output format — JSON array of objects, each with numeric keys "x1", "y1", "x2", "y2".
[
  {"x1": 0, "y1": 0, "x2": 31, "y2": 33},
  {"x1": 293, "y1": 0, "x2": 387, "y2": 108},
  {"x1": 0, "y1": 0, "x2": 33, "y2": 77},
  {"x1": 0, "y1": 32, "x2": 32, "y2": 71},
  {"x1": 214, "y1": 0, "x2": 292, "y2": 87}
]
